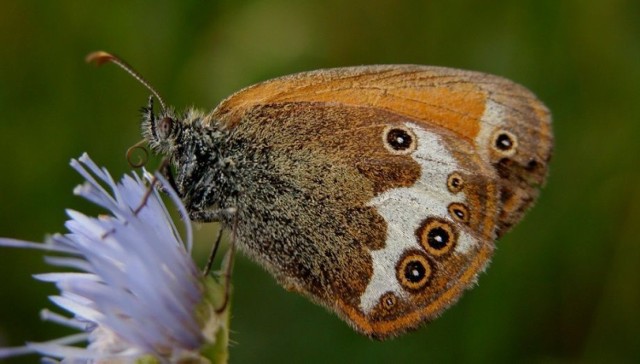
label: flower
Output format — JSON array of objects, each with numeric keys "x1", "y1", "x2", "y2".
[{"x1": 0, "y1": 153, "x2": 228, "y2": 363}]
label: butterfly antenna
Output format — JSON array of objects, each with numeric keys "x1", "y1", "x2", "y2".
[{"x1": 86, "y1": 51, "x2": 167, "y2": 111}]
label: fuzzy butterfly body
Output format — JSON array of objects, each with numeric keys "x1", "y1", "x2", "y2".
[{"x1": 138, "y1": 64, "x2": 552, "y2": 339}]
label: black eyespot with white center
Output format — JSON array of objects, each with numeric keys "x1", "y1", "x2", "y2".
[
  {"x1": 448, "y1": 203, "x2": 470, "y2": 223},
  {"x1": 380, "y1": 292, "x2": 398, "y2": 310},
  {"x1": 387, "y1": 129, "x2": 411, "y2": 150},
  {"x1": 417, "y1": 217, "x2": 457, "y2": 257},
  {"x1": 382, "y1": 125, "x2": 417, "y2": 155},
  {"x1": 492, "y1": 130, "x2": 518, "y2": 156},
  {"x1": 428, "y1": 227, "x2": 449, "y2": 249},
  {"x1": 396, "y1": 251, "x2": 431, "y2": 291},
  {"x1": 447, "y1": 172, "x2": 465, "y2": 194},
  {"x1": 496, "y1": 134, "x2": 513, "y2": 150},
  {"x1": 407, "y1": 262, "x2": 425, "y2": 282}
]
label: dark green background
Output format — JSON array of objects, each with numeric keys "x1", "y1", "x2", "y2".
[{"x1": 1, "y1": 1, "x2": 638, "y2": 363}]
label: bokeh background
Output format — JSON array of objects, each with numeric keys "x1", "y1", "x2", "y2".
[{"x1": 1, "y1": 1, "x2": 638, "y2": 363}]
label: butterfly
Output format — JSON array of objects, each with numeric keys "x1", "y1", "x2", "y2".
[{"x1": 89, "y1": 52, "x2": 553, "y2": 339}]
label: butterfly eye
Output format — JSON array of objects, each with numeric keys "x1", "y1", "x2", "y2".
[
  {"x1": 448, "y1": 203, "x2": 470, "y2": 223},
  {"x1": 492, "y1": 130, "x2": 518, "y2": 155},
  {"x1": 397, "y1": 252, "x2": 431, "y2": 291},
  {"x1": 417, "y1": 218, "x2": 457, "y2": 257},
  {"x1": 383, "y1": 125, "x2": 417, "y2": 155},
  {"x1": 157, "y1": 117, "x2": 174, "y2": 139}
]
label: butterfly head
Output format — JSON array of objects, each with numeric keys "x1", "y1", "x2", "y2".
[{"x1": 140, "y1": 97, "x2": 183, "y2": 156}]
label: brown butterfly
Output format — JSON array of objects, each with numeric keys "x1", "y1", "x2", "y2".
[{"x1": 89, "y1": 52, "x2": 552, "y2": 339}]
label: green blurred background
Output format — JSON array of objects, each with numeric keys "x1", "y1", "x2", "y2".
[{"x1": 1, "y1": 1, "x2": 638, "y2": 363}]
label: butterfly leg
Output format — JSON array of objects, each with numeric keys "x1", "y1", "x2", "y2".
[
  {"x1": 132, "y1": 157, "x2": 171, "y2": 215},
  {"x1": 203, "y1": 227, "x2": 223, "y2": 276},
  {"x1": 214, "y1": 214, "x2": 237, "y2": 314},
  {"x1": 156, "y1": 157, "x2": 181, "y2": 197}
]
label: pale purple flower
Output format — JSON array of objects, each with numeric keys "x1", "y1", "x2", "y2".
[{"x1": 0, "y1": 154, "x2": 222, "y2": 363}]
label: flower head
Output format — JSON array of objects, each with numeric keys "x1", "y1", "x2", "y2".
[{"x1": 0, "y1": 154, "x2": 226, "y2": 363}]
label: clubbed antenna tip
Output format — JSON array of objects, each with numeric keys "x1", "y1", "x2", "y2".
[
  {"x1": 86, "y1": 50, "x2": 167, "y2": 111},
  {"x1": 85, "y1": 51, "x2": 117, "y2": 66}
]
